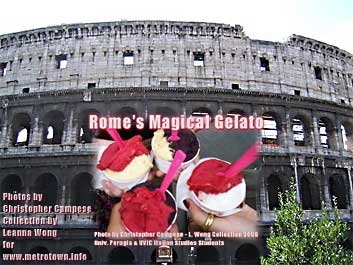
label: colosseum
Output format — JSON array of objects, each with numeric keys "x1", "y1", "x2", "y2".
[{"x1": 0, "y1": 20, "x2": 352, "y2": 264}]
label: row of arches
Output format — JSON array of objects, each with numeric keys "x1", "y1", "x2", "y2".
[
  {"x1": 1, "y1": 172, "x2": 97, "y2": 207},
  {"x1": 2, "y1": 244, "x2": 260, "y2": 264},
  {"x1": 261, "y1": 113, "x2": 353, "y2": 150},
  {"x1": 6, "y1": 106, "x2": 353, "y2": 151},
  {"x1": 267, "y1": 173, "x2": 350, "y2": 210}
]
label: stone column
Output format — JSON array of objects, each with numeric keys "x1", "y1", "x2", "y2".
[
  {"x1": 70, "y1": 118, "x2": 79, "y2": 145},
  {"x1": 279, "y1": 121, "x2": 288, "y2": 148},
  {"x1": 334, "y1": 124, "x2": 343, "y2": 151},
  {"x1": 29, "y1": 117, "x2": 43, "y2": 146},
  {"x1": 217, "y1": 103, "x2": 223, "y2": 115},
  {"x1": 291, "y1": 156, "x2": 301, "y2": 203},
  {"x1": 0, "y1": 109, "x2": 8, "y2": 147},
  {"x1": 259, "y1": 169, "x2": 268, "y2": 211},
  {"x1": 312, "y1": 116, "x2": 321, "y2": 148},
  {"x1": 285, "y1": 111, "x2": 294, "y2": 148},
  {"x1": 317, "y1": 157, "x2": 331, "y2": 209},
  {"x1": 64, "y1": 109, "x2": 75, "y2": 145},
  {"x1": 347, "y1": 167, "x2": 353, "y2": 208}
]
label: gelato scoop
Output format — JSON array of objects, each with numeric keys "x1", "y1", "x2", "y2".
[
  {"x1": 185, "y1": 158, "x2": 246, "y2": 215},
  {"x1": 119, "y1": 183, "x2": 176, "y2": 233},
  {"x1": 97, "y1": 135, "x2": 153, "y2": 182},
  {"x1": 152, "y1": 129, "x2": 199, "y2": 173},
  {"x1": 187, "y1": 159, "x2": 243, "y2": 195}
]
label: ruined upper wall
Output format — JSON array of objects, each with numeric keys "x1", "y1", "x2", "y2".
[{"x1": 0, "y1": 21, "x2": 352, "y2": 106}]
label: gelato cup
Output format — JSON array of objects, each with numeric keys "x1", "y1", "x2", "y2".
[
  {"x1": 119, "y1": 182, "x2": 177, "y2": 233},
  {"x1": 95, "y1": 135, "x2": 153, "y2": 190},
  {"x1": 151, "y1": 129, "x2": 200, "y2": 173},
  {"x1": 176, "y1": 157, "x2": 246, "y2": 217}
]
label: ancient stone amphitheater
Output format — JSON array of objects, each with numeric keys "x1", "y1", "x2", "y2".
[{"x1": 0, "y1": 21, "x2": 352, "y2": 264}]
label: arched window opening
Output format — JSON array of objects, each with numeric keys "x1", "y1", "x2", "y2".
[
  {"x1": 155, "y1": 106, "x2": 176, "y2": 117},
  {"x1": 301, "y1": 175, "x2": 321, "y2": 210},
  {"x1": 116, "y1": 107, "x2": 139, "y2": 140},
  {"x1": 45, "y1": 126, "x2": 54, "y2": 142},
  {"x1": 11, "y1": 113, "x2": 31, "y2": 146},
  {"x1": 78, "y1": 109, "x2": 99, "y2": 143},
  {"x1": 191, "y1": 107, "x2": 212, "y2": 117},
  {"x1": 267, "y1": 175, "x2": 283, "y2": 210},
  {"x1": 235, "y1": 244, "x2": 260, "y2": 264},
  {"x1": 16, "y1": 127, "x2": 28, "y2": 145},
  {"x1": 108, "y1": 247, "x2": 135, "y2": 264},
  {"x1": 227, "y1": 109, "x2": 246, "y2": 117},
  {"x1": 71, "y1": 173, "x2": 97, "y2": 206},
  {"x1": 262, "y1": 115, "x2": 279, "y2": 145},
  {"x1": 292, "y1": 118, "x2": 305, "y2": 146},
  {"x1": 195, "y1": 246, "x2": 220, "y2": 264},
  {"x1": 32, "y1": 173, "x2": 58, "y2": 206},
  {"x1": 329, "y1": 175, "x2": 348, "y2": 209},
  {"x1": 43, "y1": 111, "x2": 65, "y2": 144},
  {"x1": 1, "y1": 174, "x2": 24, "y2": 206}
]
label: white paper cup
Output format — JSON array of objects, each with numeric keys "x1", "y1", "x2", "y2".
[
  {"x1": 176, "y1": 157, "x2": 246, "y2": 217},
  {"x1": 94, "y1": 144, "x2": 151, "y2": 190},
  {"x1": 121, "y1": 182, "x2": 178, "y2": 233},
  {"x1": 151, "y1": 135, "x2": 200, "y2": 174}
]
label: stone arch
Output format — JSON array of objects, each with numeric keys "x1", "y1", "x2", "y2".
[
  {"x1": 261, "y1": 112, "x2": 281, "y2": 146},
  {"x1": 267, "y1": 174, "x2": 284, "y2": 210},
  {"x1": 150, "y1": 247, "x2": 178, "y2": 263},
  {"x1": 116, "y1": 106, "x2": 140, "y2": 140},
  {"x1": 77, "y1": 108, "x2": 100, "y2": 143},
  {"x1": 343, "y1": 238, "x2": 353, "y2": 251},
  {"x1": 195, "y1": 246, "x2": 220, "y2": 264},
  {"x1": 292, "y1": 114, "x2": 313, "y2": 146},
  {"x1": 42, "y1": 110, "x2": 65, "y2": 144},
  {"x1": 340, "y1": 121, "x2": 353, "y2": 151},
  {"x1": 69, "y1": 246, "x2": 92, "y2": 260},
  {"x1": 227, "y1": 108, "x2": 247, "y2": 116},
  {"x1": 300, "y1": 174, "x2": 321, "y2": 210},
  {"x1": 11, "y1": 112, "x2": 31, "y2": 146},
  {"x1": 154, "y1": 106, "x2": 176, "y2": 116},
  {"x1": 107, "y1": 247, "x2": 135, "y2": 264},
  {"x1": 329, "y1": 174, "x2": 348, "y2": 209},
  {"x1": 191, "y1": 107, "x2": 213, "y2": 117},
  {"x1": 29, "y1": 246, "x2": 49, "y2": 254},
  {"x1": 1, "y1": 174, "x2": 24, "y2": 205},
  {"x1": 318, "y1": 117, "x2": 335, "y2": 149},
  {"x1": 71, "y1": 173, "x2": 96, "y2": 206},
  {"x1": 32, "y1": 173, "x2": 58, "y2": 206},
  {"x1": 235, "y1": 243, "x2": 260, "y2": 264}
]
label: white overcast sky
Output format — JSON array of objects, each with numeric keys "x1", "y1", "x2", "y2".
[{"x1": 1, "y1": 0, "x2": 353, "y2": 53}]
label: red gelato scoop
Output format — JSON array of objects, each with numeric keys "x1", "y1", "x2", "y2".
[
  {"x1": 187, "y1": 159, "x2": 243, "y2": 195},
  {"x1": 119, "y1": 186, "x2": 175, "y2": 233},
  {"x1": 97, "y1": 135, "x2": 149, "y2": 172}
]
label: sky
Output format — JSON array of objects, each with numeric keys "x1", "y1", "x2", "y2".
[{"x1": 1, "y1": 0, "x2": 352, "y2": 53}]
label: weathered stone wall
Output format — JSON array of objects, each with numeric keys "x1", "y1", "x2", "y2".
[{"x1": 0, "y1": 21, "x2": 352, "y2": 106}]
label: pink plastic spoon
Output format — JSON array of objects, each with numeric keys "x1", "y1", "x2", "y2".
[
  {"x1": 106, "y1": 128, "x2": 125, "y2": 148},
  {"x1": 157, "y1": 150, "x2": 186, "y2": 199},
  {"x1": 217, "y1": 141, "x2": 261, "y2": 178},
  {"x1": 168, "y1": 130, "x2": 180, "y2": 141}
]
